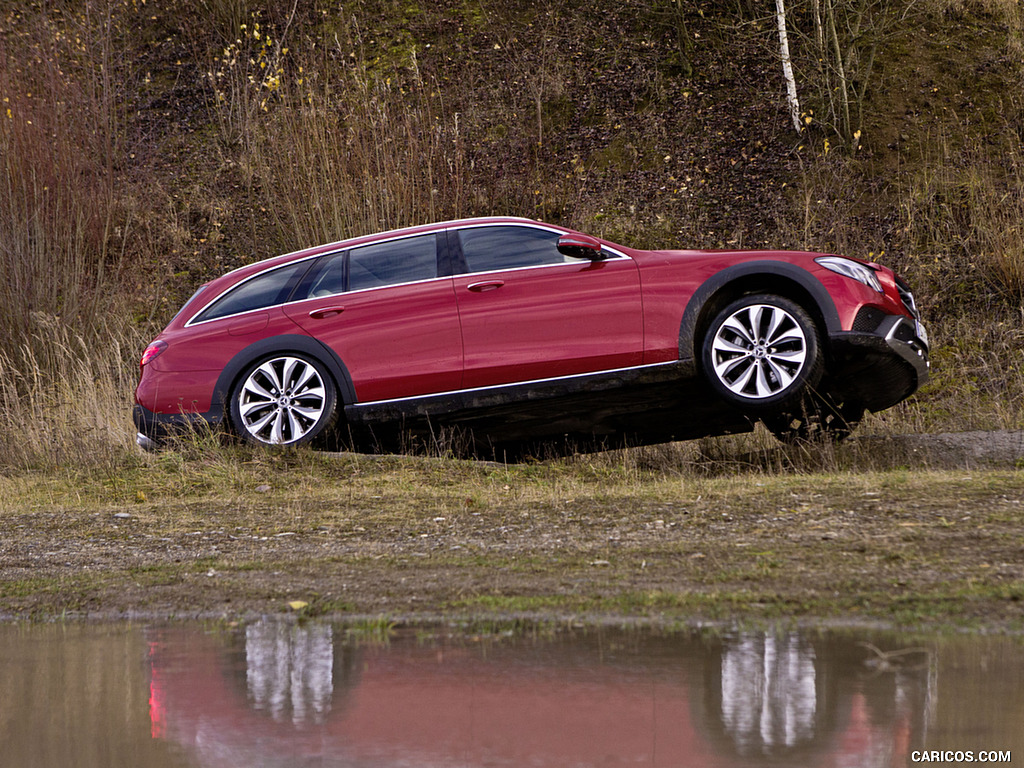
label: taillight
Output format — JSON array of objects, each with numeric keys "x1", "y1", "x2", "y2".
[{"x1": 140, "y1": 341, "x2": 167, "y2": 368}]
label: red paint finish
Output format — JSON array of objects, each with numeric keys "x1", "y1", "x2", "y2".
[
  {"x1": 454, "y1": 257, "x2": 643, "y2": 389},
  {"x1": 136, "y1": 309, "x2": 308, "y2": 414},
  {"x1": 145, "y1": 627, "x2": 922, "y2": 768},
  {"x1": 284, "y1": 278, "x2": 463, "y2": 402}
]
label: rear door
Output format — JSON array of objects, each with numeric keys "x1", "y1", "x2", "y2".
[
  {"x1": 451, "y1": 223, "x2": 644, "y2": 389},
  {"x1": 283, "y1": 233, "x2": 462, "y2": 402}
]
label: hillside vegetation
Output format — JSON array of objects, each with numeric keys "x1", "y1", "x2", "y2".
[{"x1": 2, "y1": 0, "x2": 1024, "y2": 469}]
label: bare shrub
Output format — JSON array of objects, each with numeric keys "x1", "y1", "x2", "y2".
[
  {"x1": 0, "y1": 6, "x2": 134, "y2": 358},
  {"x1": 0, "y1": 4, "x2": 149, "y2": 469}
]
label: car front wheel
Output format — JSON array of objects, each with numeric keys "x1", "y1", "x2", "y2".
[
  {"x1": 230, "y1": 354, "x2": 337, "y2": 445},
  {"x1": 701, "y1": 294, "x2": 823, "y2": 412}
]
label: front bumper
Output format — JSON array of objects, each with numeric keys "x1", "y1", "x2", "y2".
[
  {"x1": 828, "y1": 314, "x2": 930, "y2": 412},
  {"x1": 881, "y1": 315, "x2": 930, "y2": 383}
]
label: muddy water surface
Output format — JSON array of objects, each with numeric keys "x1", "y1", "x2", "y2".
[{"x1": 0, "y1": 622, "x2": 1020, "y2": 767}]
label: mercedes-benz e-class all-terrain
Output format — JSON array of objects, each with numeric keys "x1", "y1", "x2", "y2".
[{"x1": 135, "y1": 217, "x2": 929, "y2": 453}]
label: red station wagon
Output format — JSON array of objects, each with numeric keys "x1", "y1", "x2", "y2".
[{"x1": 134, "y1": 217, "x2": 929, "y2": 454}]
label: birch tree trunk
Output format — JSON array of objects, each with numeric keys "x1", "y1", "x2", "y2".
[{"x1": 775, "y1": 0, "x2": 802, "y2": 134}]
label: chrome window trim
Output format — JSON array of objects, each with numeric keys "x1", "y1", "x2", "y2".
[
  {"x1": 186, "y1": 274, "x2": 458, "y2": 328},
  {"x1": 184, "y1": 252, "x2": 326, "y2": 328},
  {"x1": 452, "y1": 258, "x2": 632, "y2": 281},
  {"x1": 451, "y1": 222, "x2": 631, "y2": 274},
  {"x1": 184, "y1": 231, "x2": 444, "y2": 327},
  {"x1": 287, "y1": 274, "x2": 455, "y2": 307}
]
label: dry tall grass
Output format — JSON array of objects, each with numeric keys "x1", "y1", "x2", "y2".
[
  {"x1": 899, "y1": 139, "x2": 1024, "y2": 306},
  {"x1": 0, "y1": 3, "x2": 149, "y2": 469},
  {"x1": 246, "y1": 73, "x2": 470, "y2": 247},
  {"x1": 0, "y1": 321, "x2": 145, "y2": 470}
]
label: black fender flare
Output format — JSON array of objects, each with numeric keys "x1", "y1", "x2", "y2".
[
  {"x1": 678, "y1": 260, "x2": 841, "y2": 362},
  {"x1": 212, "y1": 335, "x2": 357, "y2": 419}
]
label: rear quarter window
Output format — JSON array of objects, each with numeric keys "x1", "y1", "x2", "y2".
[{"x1": 191, "y1": 261, "x2": 309, "y2": 323}]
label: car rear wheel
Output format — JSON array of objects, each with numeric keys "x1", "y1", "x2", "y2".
[
  {"x1": 230, "y1": 354, "x2": 337, "y2": 445},
  {"x1": 701, "y1": 294, "x2": 823, "y2": 412}
]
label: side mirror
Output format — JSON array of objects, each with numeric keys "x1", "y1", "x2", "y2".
[{"x1": 557, "y1": 233, "x2": 606, "y2": 261}]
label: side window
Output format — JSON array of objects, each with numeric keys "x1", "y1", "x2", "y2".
[
  {"x1": 192, "y1": 261, "x2": 308, "y2": 323},
  {"x1": 302, "y1": 252, "x2": 346, "y2": 299},
  {"x1": 349, "y1": 234, "x2": 437, "y2": 291},
  {"x1": 458, "y1": 226, "x2": 567, "y2": 273}
]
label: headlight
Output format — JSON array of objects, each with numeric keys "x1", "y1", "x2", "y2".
[{"x1": 815, "y1": 256, "x2": 883, "y2": 293}]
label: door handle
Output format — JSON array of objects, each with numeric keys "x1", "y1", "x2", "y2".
[
  {"x1": 308, "y1": 306, "x2": 345, "y2": 319},
  {"x1": 467, "y1": 280, "x2": 505, "y2": 292}
]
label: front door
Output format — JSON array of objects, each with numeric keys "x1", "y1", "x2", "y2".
[{"x1": 451, "y1": 224, "x2": 644, "y2": 389}]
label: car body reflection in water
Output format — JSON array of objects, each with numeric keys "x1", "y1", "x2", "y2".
[{"x1": 145, "y1": 621, "x2": 937, "y2": 768}]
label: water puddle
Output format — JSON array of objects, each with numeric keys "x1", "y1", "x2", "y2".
[{"x1": 0, "y1": 621, "x2": 1019, "y2": 767}]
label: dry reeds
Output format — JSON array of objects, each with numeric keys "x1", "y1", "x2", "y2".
[{"x1": 0, "y1": 320, "x2": 145, "y2": 470}]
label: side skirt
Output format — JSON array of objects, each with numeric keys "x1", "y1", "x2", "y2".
[{"x1": 343, "y1": 361, "x2": 755, "y2": 450}]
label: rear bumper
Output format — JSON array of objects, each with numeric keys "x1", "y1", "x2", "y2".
[
  {"x1": 136, "y1": 430, "x2": 160, "y2": 451},
  {"x1": 132, "y1": 403, "x2": 224, "y2": 449}
]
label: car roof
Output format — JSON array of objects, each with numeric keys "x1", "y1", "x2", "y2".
[{"x1": 219, "y1": 217, "x2": 567, "y2": 283}]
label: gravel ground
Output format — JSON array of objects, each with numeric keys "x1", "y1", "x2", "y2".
[{"x1": 1, "y1": 431, "x2": 1022, "y2": 628}]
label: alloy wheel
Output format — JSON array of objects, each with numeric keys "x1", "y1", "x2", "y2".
[
  {"x1": 710, "y1": 303, "x2": 808, "y2": 400},
  {"x1": 236, "y1": 356, "x2": 329, "y2": 444}
]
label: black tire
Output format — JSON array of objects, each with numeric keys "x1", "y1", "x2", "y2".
[
  {"x1": 701, "y1": 294, "x2": 823, "y2": 414},
  {"x1": 229, "y1": 353, "x2": 337, "y2": 446}
]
